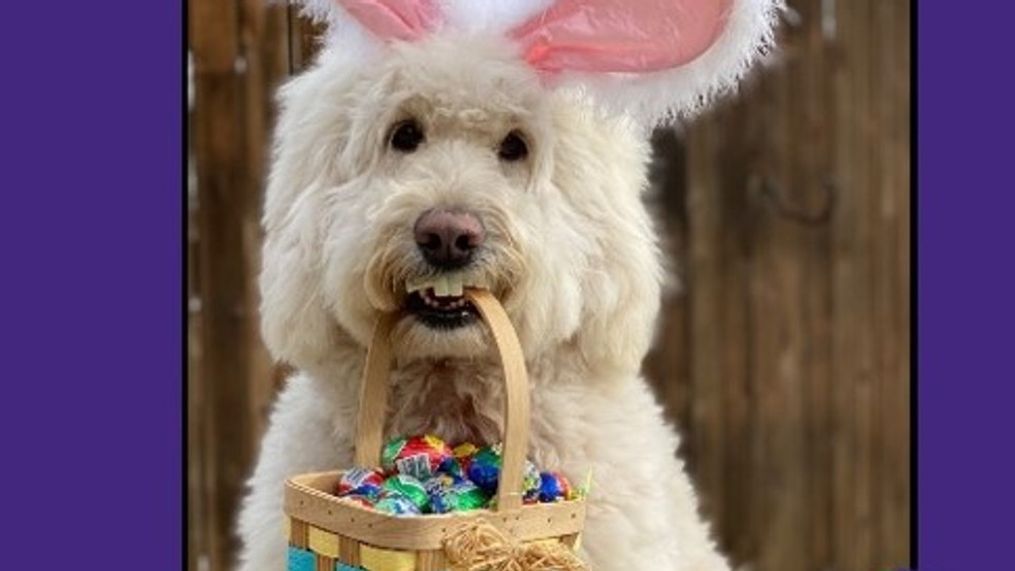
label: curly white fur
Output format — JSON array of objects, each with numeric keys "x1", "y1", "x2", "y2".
[{"x1": 236, "y1": 33, "x2": 734, "y2": 570}]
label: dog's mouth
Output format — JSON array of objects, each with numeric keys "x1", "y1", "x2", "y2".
[{"x1": 404, "y1": 273, "x2": 485, "y2": 329}]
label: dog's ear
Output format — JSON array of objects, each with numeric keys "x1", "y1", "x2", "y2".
[
  {"x1": 258, "y1": 70, "x2": 357, "y2": 371},
  {"x1": 509, "y1": 0, "x2": 780, "y2": 124}
]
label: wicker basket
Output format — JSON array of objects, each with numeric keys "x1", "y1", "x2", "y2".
[{"x1": 284, "y1": 289, "x2": 587, "y2": 571}]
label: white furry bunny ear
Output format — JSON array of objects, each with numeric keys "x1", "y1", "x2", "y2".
[
  {"x1": 290, "y1": 0, "x2": 443, "y2": 45},
  {"x1": 333, "y1": 0, "x2": 442, "y2": 41},
  {"x1": 509, "y1": 0, "x2": 781, "y2": 125},
  {"x1": 293, "y1": 0, "x2": 778, "y2": 126}
]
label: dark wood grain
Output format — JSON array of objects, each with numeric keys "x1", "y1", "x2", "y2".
[
  {"x1": 191, "y1": 0, "x2": 249, "y2": 564},
  {"x1": 189, "y1": 1, "x2": 290, "y2": 569},
  {"x1": 646, "y1": 1, "x2": 910, "y2": 570}
]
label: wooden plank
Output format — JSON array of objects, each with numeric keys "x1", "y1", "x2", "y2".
[
  {"x1": 340, "y1": 535, "x2": 362, "y2": 566},
  {"x1": 415, "y1": 549, "x2": 447, "y2": 571},
  {"x1": 190, "y1": 0, "x2": 247, "y2": 568},
  {"x1": 747, "y1": 39, "x2": 799, "y2": 571},
  {"x1": 292, "y1": 519, "x2": 310, "y2": 549},
  {"x1": 190, "y1": 1, "x2": 296, "y2": 569},
  {"x1": 187, "y1": 144, "x2": 206, "y2": 571},
  {"x1": 644, "y1": 128, "x2": 693, "y2": 448},
  {"x1": 831, "y1": 0, "x2": 876, "y2": 569},
  {"x1": 885, "y1": 0, "x2": 912, "y2": 566},
  {"x1": 871, "y1": 1, "x2": 911, "y2": 568},
  {"x1": 749, "y1": 3, "x2": 838, "y2": 569},
  {"x1": 316, "y1": 554, "x2": 336, "y2": 571},
  {"x1": 797, "y1": 2, "x2": 838, "y2": 567},
  {"x1": 685, "y1": 114, "x2": 733, "y2": 560},
  {"x1": 189, "y1": 0, "x2": 238, "y2": 74},
  {"x1": 238, "y1": 0, "x2": 290, "y2": 442}
]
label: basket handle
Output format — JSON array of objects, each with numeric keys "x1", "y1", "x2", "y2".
[{"x1": 353, "y1": 288, "x2": 531, "y2": 512}]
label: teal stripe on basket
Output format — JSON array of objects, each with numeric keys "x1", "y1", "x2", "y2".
[
  {"x1": 336, "y1": 564, "x2": 365, "y2": 571},
  {"x1": 287, "y1": 546, "x2": 316, "y2": 571}
]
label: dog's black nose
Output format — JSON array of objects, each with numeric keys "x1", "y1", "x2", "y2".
[{"x1": 414, "y1": 208, "x2": 485, "y2": 269}]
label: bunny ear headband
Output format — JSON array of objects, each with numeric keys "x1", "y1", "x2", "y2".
[{"x1": 293, "y1": 0, "x2": 781, "y2": 126}]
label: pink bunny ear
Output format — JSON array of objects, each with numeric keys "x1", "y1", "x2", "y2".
[
  {"x1": 510, "y1": 0, "x2": 734, "y2": 73},
  {"x1": 335, "y1": 0, "x2": 442, "y2": 42}
]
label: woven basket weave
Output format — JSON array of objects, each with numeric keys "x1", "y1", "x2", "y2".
[{"x1": 283, "y1": 289, "x2": 587, "y2": 571}]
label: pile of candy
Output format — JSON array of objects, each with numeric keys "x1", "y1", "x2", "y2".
[{"x1": 333, "y1": 434, "x2": 581, "y2": 516}]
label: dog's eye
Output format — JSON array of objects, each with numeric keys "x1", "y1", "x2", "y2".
[
  {"x1": 389, "y1": 120, "x2": 424, "y2": 153},
  {"x1": 498, "y1": 130, "x2": 528, "y2": 162}
]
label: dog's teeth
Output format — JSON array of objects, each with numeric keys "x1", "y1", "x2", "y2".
[
  {"x1": 434, "y1": 275, "x2": 450, "y2": 297},
  {"x1": 408, "y1": 274, "x2": 487, "y2": 298},
  {"x1": 447, "y1": 275, "x2": 464, "y2": 297}
]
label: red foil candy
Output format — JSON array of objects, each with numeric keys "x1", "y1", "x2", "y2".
[
  {"x1": 336, "y1": 467, "x2": 385, "y2": 497},
  {"x1": 382, "y1": 434, "x2": 453, "y2": 480}
]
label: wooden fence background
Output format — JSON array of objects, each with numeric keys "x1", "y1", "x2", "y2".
[{"x1": 188, "y1": 1, "x2": 910, "y2": 570}]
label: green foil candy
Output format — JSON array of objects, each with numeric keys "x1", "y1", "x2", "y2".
[
  {"x1": 381, "y1": 474, "x2": 430, "y2": 512},
  {"x1": 451, "y1": 480, "x2": 489, "y2": 511},
  {"x1": 380, "y1": 436, "x2": 408, "y2": 473},
  {"x1": 433, "y1": 479, "x2": 489, "y2": 512}
]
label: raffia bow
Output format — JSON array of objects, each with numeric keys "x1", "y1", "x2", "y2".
[{"x1": 443, "y1": 521, "x2": 586, "y2": 571}]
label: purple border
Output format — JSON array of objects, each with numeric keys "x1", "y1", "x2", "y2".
[
  {"x1": 918, "y1": 1, "x2": 1015, "y2": 569},
  {"x1": 0, "y1": 2, "x2": 182, "y2": 569}
]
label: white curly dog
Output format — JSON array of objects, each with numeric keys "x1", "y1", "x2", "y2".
[{"x1": 237, "y1": 1, "x2": 777, "y2": 569}]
